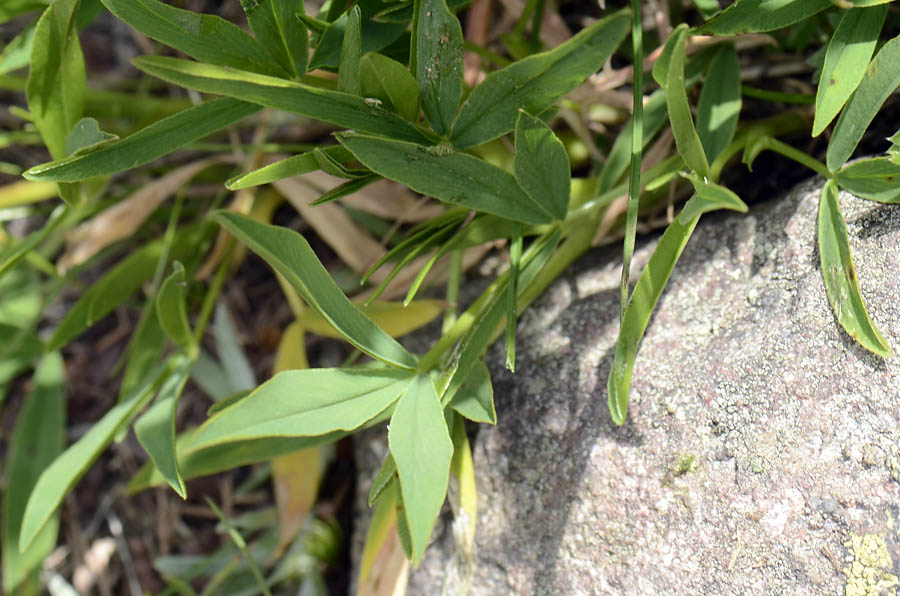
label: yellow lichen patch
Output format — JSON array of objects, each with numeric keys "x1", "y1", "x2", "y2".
[{"x1": 843, "y1": 533, "x2": 899, "y2": 596}]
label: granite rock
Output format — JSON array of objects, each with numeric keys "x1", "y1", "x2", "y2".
[{"x1": 355, "y1": 176, "x2": 900, "y2": 596}]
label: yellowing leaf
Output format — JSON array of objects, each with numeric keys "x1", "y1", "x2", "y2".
[
  {"x1": 301, "y1": 300, "x2": 445, "y2": 339},
  {"x1": 357, "y1": 483, "x2": 409, "y2": 596}
]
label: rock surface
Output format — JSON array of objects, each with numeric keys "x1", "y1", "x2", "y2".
[{"x1": 354, "y1": 176, "x2": 900, "y2": 596}]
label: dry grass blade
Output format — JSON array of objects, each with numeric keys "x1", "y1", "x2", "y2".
[{"x1": 59, "y1": 155, "x2": 236, "y2": 271}]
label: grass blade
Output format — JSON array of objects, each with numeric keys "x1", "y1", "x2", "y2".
[
  {"x1": 836, "y1": 156, "x2": 900, "y2": 204},
  {"x1": 2, "y1": 353, "x2": 65, "y2": 594},
  {"x1": 241, "y1": 0, "x2": 308, "y2": 77},
  {"x1": 26, "y1": 0, "x2": 84, "y2": 160},
  {"x1": 212, "y1": 212, "x2": 419, "y2": 369},
  {"x1": 25, "y1": 98, "x2": 261, "y2": 183},
  {"x1": 359, "y1": 52, "x2": 420, "y2": 121},
  {"x1": 19, "y1": 359, "x2": 170, "y2": 551},
  {"x1": 449, "y1": 9, "x2": 629, "y2": 149},
  {"x1": 156, "y1": 262, "x2": 194, "y2": 351},
  {"x1": 337, "y1": 5, "x2": 362, "y2": 95},
  {"x1": 812, "y1": 5, "x2": 886, "y2": 137},
  {"x1": 697, "y1": 43, "x2": 741, "y2": 163},
  {"x1": 608, "y1": 181, "x2": 746, "y2": 424},
  {"x1": 133, "y1": 56, "x2": 431, "y2": 144},
  {"x1": 827, "y1": 32, "x2": 900, "y2": 171},
  {"x1": 664, "y1": 25, "x2": 709, "y2": 178},
  {"x1": 504, "y1": 226, "x2": 522, "y2": 371},
  {"x1": 416, "y1": 0, "x2": 464, "y2": 136},
  {"x1": 817, "y1": 179, "x2": 893, "y2": 357},
  {"x1": 189, "y1": 368, "x2": 413, "y2": 450},
  {"x1": 696, "y1": 0, "x2": 831, "y2": 35},
  {"x1": 226, "y1": 145, "x2": 352, "y2": 190},
  {"x1": 134, "y1": 354, "x2": 192, "y2": 498},
  {"x1": 513, "y1": 110, "x2": 571, "y2": 220},
  {"x1": 388, "y1": 374, "x2": 453, "y2": 566},
  {"x1": 608, "y1": 215, "x2": 699, "y2": 425},
  {"x1": 102, "y1": 0, "x2": 286, "y2": 77},
  {"x1": 337, "y1": 132, "x2": 554, "y2": 225}
]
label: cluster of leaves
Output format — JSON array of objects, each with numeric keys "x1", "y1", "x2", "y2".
[{"x1": 1, "y1": 0, "x2": 898, "y2": 592}]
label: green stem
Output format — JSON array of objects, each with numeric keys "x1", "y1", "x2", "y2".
[
  {"x1": 620, "y1": 0, "x2": 644, "y2": 325},
  {"x1": 709, "y1": 111, "x2": 808, "y2": 182},
  {"x1": 760, "y1": 137, "x2": 831, "y2": 178},
  {"x1": 192, "y1": 244, "x2": 233, "y2": 346},
  {"x1": 741, "y1": 85, "x2": 814, "y2": 105}
]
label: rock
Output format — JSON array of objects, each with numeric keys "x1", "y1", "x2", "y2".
[{"x1": 354, "y1": 176, "x2": 900, "y2": 595}]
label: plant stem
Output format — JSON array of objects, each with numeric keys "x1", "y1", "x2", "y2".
[
  {"x1": 619, "y1": 0, "x2": 644, "y2": 325},
  {"x1": 192, "y1": 243, "x2": 233, "y2": 345},
  {"x1": 741, "y1": 85, "x2": 814, "y2": 105},
  {"x1": 760, "y1": 137, "x2": 831, "y2": 178}
]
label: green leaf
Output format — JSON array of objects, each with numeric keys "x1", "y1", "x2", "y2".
[
  {"x1": 692, "y1": 0, "x2": 721, "y2": 18},
  {"x1": 505, "y1": 225, "x2": 522, "y2": 371},
  {"x1": 395, "y1": 488, "x2": 413, "y2": 559},
  {"x1": 19, "y1": 359, "x2": 169, "y2": 551},
  {"x1": 695, "y1": 0, "x2": 831, "y2": 35},
  {"x1": 49, "y1": 241, "x2": 162, "y2": 350},
  {"x1": 888, "y1": 129, "x2": 900, "y2": 165},
  {"x1": 27, "y1": 0, "x2": 85, "y2": 160},
  {"x1": 836, "y1": 156, "x2": 900, "y2": 203},
  {"x1": 338, "y1": 5, "x2": 362, "y2": 94},
  {"x1": 449, "y1": 8, "x2": 630, "y2": 149},
  {"x1": 837, "y1": 0, "x2": 894, "y2": 5},
  {"x1": 449, "y1": 359, "x2": 495, "y2": 424},
  {"x1": 388, "y1": 374, "x2": 452, "y2": 566},
  {"x1": 697, "y1": 43, "x2": 741, "y2": 163},
  {"x1": 189, "y1": 368, "x2": 413, "y2": 450},
  {"x1": 368, "y1": 453, "x2": 397, "y2": 507},
  {"x1": 101, "y1": 0, "x2": 286, "y2": 77},
  {"x1": 0, "y1": 205, "x2": 67, "y2": 278},
  {"x1": 597, "y1": 89, "x2": 668, "y2": 193},
  {"x1": 359, "y1": 52, "x2": 420, "y2": 121},
  {"x1": 64, "y1": 116, "x2": 118, "y2": 156},
  {"x1": 156, "y1": 262, "x2": 193, "y2": 351},
  {"x1": 133, "y1": 56, "x2": 431, "y2": 144},
  {"x1": 226, "y1": 145, "x2": 352, "y2": 190},
  {"x1": 313, "y1": 146, "x2": 369, "y2": 178},
  {"x1": 818, "y1": 179, "x2": 893, "y2": 357},
  {"x1": 307, "y1": 5, "x2": 407, "y2": 71},
  {"x1": 0, "y1": 20, "x2": 35, "y2": 75},
  {"x1": 443, "y1": 229, "x2": 560, "y2": 401},
  {"x1": 0, "y1": 325, "x2": 43, "y2": 406},
  {"x1": 513, "y1": 110, "x2": 570, "y2": 220},
  {"x1": 24, "y1": 98, "x2": 261, "y2": 183},
  {"x1": 813, "y1": 5, "x2": 886, "y2": 137},
  {"x1": 416, "y1": 0, "x2": 463, "y2": 136},
  {"x1": 336, "y1": 132, "x2": 553, "y2": 225},
  {"x1": 129, "y1": 430, "x2": 348, "y2": 492},
  {"x1": 241, "y1": 0, "x2": 308, "y2": 78},
  {"x1": 212, "y1": 212, "x2": 418, "y2": 369},
  {"x1": 664, "y1": 25, "x2": 709, "y2": 178},
  {"x1": 607, "y1": 216, "x2": 700, "y2": 425},
  {"x1": 134, "y1": 353, "x2": 192, "y2": 498},
  {"x1": 3, "y1": 353, "x2": 65, "y2": 594},
  {"x1": 119, "y1": 299, "x2": 168, "y2": 400},
  {"x1": 47, "y1": 226, "x2": 206, "y2": 351},
  {"x1": 827, "y1": 32, "x2": 900, "y2": 172},
  {"x1": 447, "y1": 411, "x2": 477, "y2": 559},
  {"x1": 677, "y1": 172, "x2": 748, "y2": 223},
  {"x1": 310, "y1": 174, "x2": 380, "y2": 206}
]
